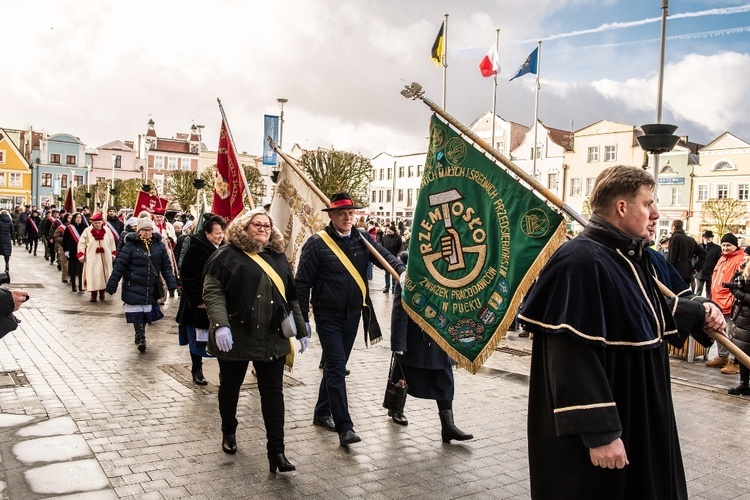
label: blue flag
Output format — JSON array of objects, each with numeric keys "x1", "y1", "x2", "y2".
[
  {"x1": 263, "y1": 115, "x2": 280, "y2": 165},
  {"x1": 509, "y1": 47, "x2": 538, "y2": 81}
]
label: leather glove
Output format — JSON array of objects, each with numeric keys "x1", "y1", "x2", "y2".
[
  {"x1": 215, "y1": 326, "x2": 233, "y2": 352},
  {"x1": 298, "y1": 336, "x2": 309, "y2": 353},
  {"x1": 305, "y1": 322, "x2": 312, "y2": 338}
]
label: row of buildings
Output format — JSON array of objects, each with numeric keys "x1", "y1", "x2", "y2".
[
  {"x1": 369, "y1": 113, "x2": 750, "y2": 239},
  {"x1": 1, "y1": 114, "x2": 748, "y2": 240}
]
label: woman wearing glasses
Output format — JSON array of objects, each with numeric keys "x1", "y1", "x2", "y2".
[
  {"x1": 106, "y1": 217, "x2": 177, "y2": 352},
  {"x1": 203, "y1": 208, "x2": 308, "y2": 472}
]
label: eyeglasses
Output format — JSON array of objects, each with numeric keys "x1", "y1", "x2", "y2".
[{"x1": 250, "y1": 222, "x2": 272, "y2": 231}]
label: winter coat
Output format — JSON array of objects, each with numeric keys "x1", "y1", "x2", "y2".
[
  {"x1": 106, "y1": 216, "x2": 124, "y2": 235},
  {"x1": 731, "y1": 270, "x2": 750, "y2": 356},
  {"x1": 78, "y1": 226, "x2": 117, "y2": 292},
  {"x1": 106, "y1": 232, "x2": 178, "y2": 305},
  {"x1": 62, "y1": 224, "x2": 86, "y2": 265},
  {"x1": 25, "y1": 215, "x2": 41, "y2": 240},
  {"x1": 0, "y1": 213, "x2": 13, "y2": 257},
  {"x1": 698, "y1": 242, "x2": 722, "y2": 281},
  {"x1": 175, "y1": 232, "x2": 222, "y2": 329},
  {"x1": 667, "y1": 229, "x2": 707, "y2": 283},
  {"x1": 203, "y1": 220, "x2": 306, "y2": 362},
  {"x1": 382, "y1": 232, "x2": 403, "y2": 256},
  {"x1": 711, "y1": 248, "x2": 745, "y2": 314}
]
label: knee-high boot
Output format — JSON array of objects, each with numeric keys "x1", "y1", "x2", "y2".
[
  {"x1": 439, "y1": 410, "x2": 473, "y2": 443},
  {"x1": 191, "y1": 352, "x2": 207, "y2": 385},
  {"x1": 134, "y1": 323, "x2": 146, "y2": 353}
]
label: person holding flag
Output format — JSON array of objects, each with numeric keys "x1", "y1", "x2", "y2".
[{"x1": 295, "y1": 193, "x2": 405, "y2": 447}]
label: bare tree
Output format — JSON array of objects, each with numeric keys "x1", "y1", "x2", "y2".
[
  {"x1": 701, "y1": 198, "x2": 748, "y2": 236},
  {"x1": 297, "y1": 148, "x2": 372, "y2": 205}
]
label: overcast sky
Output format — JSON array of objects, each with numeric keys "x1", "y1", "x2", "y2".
[{"x1": 2, "y1": 0, "x2": 749, "y2": 158}]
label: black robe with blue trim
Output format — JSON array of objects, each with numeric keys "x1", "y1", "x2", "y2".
[{"x1": 519, "y1": 216, "x2": 694, "y2": 500}]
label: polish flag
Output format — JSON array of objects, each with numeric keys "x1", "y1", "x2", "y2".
[{"x1": 479, "y1": 45, "x2": 500, "y2": 78}]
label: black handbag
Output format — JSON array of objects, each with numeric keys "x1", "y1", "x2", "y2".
[{"x1": 382, "y1": 355, "x2": 408, "y2": 412}]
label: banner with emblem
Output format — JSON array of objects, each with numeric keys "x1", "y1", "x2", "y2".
[
  {"x1": 270, "y1": 162, "x2": 328, "y2": 272},
  {"x1": 213, "y1": 118, "x2": 246, "y2": 221},
  {"x1": 403, "y1": 115, "x2": 566, "y2": 373}
]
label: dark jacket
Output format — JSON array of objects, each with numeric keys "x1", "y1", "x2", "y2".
[
  {"x1": 698, "y1": 241, "x2": 722, "y2": 281},
  {"x1": 62, "y1": 223, "x2": 87, "y2": 265},
  {"x1": 0, "y1": 213, "x2": 13, "y2": 257},
  {"x1": 295, "y1": 223, "x2": 406, "y2": 321},
  {"x1": 106, "y1": 216, "x2": 124, "y2": 235},
  {"x1": 176, "y1": 232, "x2": 222, "y2": 329},
  {"x1": 106, "y1": 232, "x2": 177, "y2": 305},
  {"x1": 203, "y1": 218, "x2": 306, "y2": 362},
  {"x1": 730, "y1": 270, "x2": 750, "y2": 355},
  {"x1": 25, "y1": 215, "x2": 41, "y2": 239},
  {"x1": 382, "y1": 232, "x2": 403, "y2": 256},
  {"x1": 667, "y1": 229, "x2": 706, "y2": 282}
]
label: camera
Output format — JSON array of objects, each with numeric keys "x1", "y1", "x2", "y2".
[
  {"x1": 722, "y1": 275, "x2": 746, "y2": 291},
  {"x1": 0, "y1": 272, "x2": 9, "y2": 286}
]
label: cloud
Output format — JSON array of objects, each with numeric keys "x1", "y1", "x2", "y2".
[{"x1": 591, "y1": 52, "x2": 750, "y2": 139}]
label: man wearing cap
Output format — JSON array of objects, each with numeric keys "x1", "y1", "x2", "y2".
[
  {"x1": 696, "y1": 230, "x2": 721, "y2": 299},
  {"x1": 77, "y1": 212, "x2": 117, "y2": 302},
  {"x1": 667, "y1": 220, "x2": 707, "y2": 290},
  {"x1": 708, "y1": 233, "x2": 745, "y2": 373},
  {"x1": 295, "y1": 192, "x2": 406, "y2": 446}
]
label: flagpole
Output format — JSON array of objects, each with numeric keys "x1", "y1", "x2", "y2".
[
  {"x1": 441, "y1": 13, "x2": 448, "y2": 110},
  {"x1": 653, "y1": 0, "x2": 669, "y2": 182},
  {"x1": 216, "y1": 97, "x2": 255, "y2": 209},
  {"x1": 401, "y1": 82, "x2": 587, "y2": 227},
  {"x1": 268, "y1": 138, "x2": 401, "y2": 281},
  {"x1": 490, "y1": 29, "x2": 500, "y2": 148},
  {"x1": 532, "y1": 40, "x2": 542, "y2": 181}
]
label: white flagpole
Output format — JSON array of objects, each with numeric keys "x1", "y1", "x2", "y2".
[
  {"x1": 653, "y1": 0, "x2": 669, "y2": 182},
  {"x1": 490, "y1": 29, "x2": 500, "y2": 149},
  {"x1": 532, "y1": 40, "x2": 542, "y2": 181},
  {"x1": 441, "y1": 14, "x2": 448, "y2": 110}
]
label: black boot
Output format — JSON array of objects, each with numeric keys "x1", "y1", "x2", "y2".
[
  {"x1": 728, "y1": 382, "x2": 750, "y2": 395},
  {"x1": 134, "y1": 324, "x2": 146, "y2": 352},
  {"x1": 268, "y1": 453, "x2": 295, "y2": 473},
  {"x1": 191, "y1": 352, "x2": 207, "y2": 385},
  {"x1": 439, "y1": 410, "x2": 473, "y2": 443},
  {"x1": 222, "y1": 433, "x2": 237, "y2": 454}
]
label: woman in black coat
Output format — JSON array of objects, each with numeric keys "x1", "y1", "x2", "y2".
[
  {"x1": 106, "y1": 218, "x2": 177, "y2": 353},
  {"x1": 25, "y1": 210, "x2": 41, "y2": 256},
  {"x1": 176, "y1": 215, "x2": 226, "y2": 385},
  {"x1": 727, "y1": 246, "x2": 750, "y2": 395},
  {"x1": 389, "y1": 251, "x2": 473, "y2": 443},
  {"x1": 0, "y1": 210, "x2": 13, "y2": 273},
  {"x1": 62, "y1": 213, "x2": 86, "y2": 292}
]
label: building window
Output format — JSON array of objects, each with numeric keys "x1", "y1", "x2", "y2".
[
  {"x1": 154, "y1": 155, "x2": 164, "y2": 169},
  {"x1": 0, "y1": 174, "x2": 5, "y2": 186},
  {"x1": 370, "y1": 171, "x2": 375, "y2": 181},
  {"x1": 398, "y1": 189, "x2": 404, "y2": 202},
  {"x1": 66, "y1": 155, "x2": 76, "y2": 165},
  {"x1": 74, "y1": 175, "x2": 84, "y2": 187},
  {"x1": 0, "y1": 150, "x2": 5, "y2": 163},
  {"x1": 168, "y1": 157, "x2": 177, "y2": 170},
  {"x1": 42, "y1": 173, "x2": 52, "y2": 187},
  {"x1": 547, "y1": 172, "x2": 558, "y2": 190},
  {"x1": 371, "y1": 191, "x2": 376, "y2": 202},
  {"x1": 605, "y1": 145, "x2": 616, "y2": 161},
  {"x1": 398, "y1": 166, "x2": 404, "y2": 178},
  {"x1": 386, "y1": 190, "x2": 392, "y2": 202},
  {"x1": 181, "y1": 158, "x2": 191, "y2": 171},
  {"x1": 587, "y1": 147, "x2": 599, "y2": 163},
  {"x1": 113, "y1": 155, "x2": 122, "y2": 168},
  {"x1": 739, "y1": 184, "x2": 750, "y2": 201},
  {"x1": 97, "y1": 177, "x2": 106, "y2": 184},
  {"x1": 714, "y1": 161, "x2": 734, "y2": 171},
  {"x1": 386, "y1": 169, "x2": 392, "y2": 180},
  {"x1": 407, "y1": 189, "x2": 414, "y2": 207},
  {"x1": 417, "y1": 164, "x2": 423, "y2": 176},
  {"x1": 9, "y1": 173, "x2": 21, "y2": 187},
  {"x1": 50, "y1": 153, "x2": 61, "y2": 164},
  {"x1": 570, "y1": 178, "x2": 582, "y2": 196},
  {"x1": 495, "y1": 141, "x2": 504, "y2": 152},
  {"x1": 585, "y1": 178, "x2": 596, "y2": 196},
  {"x1": 697, "y1": 185, "x2": 709, "y2": 202},
  {"x1": 717, "y1": 184, "x2": 729, "y2": 199},
  {"x1": 376, "y1": 190, "x2": 382, "y2": 203},
  {"x1": 530, "y1": 146, "x2": 542, "y2": 160},
  {"x1": 377, "y1": 169, "x2": 383, "y2": 181},
  {"x1": 671, "y1": 188, "x2": 680, "y2": 206},
  {"x1": 60, "y1": 174, "x2": 68, "y2": 189},
  {"x1": 408, "y1": 165, "x2": 414, "y2": 177}
]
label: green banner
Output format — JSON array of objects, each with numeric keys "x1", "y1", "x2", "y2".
[{"x1": 403, "y1": 116, "x2": 566, "y2": 373}]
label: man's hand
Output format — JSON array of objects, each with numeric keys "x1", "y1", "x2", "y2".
[
  {"x1": 589, "y1": 438, "x2": 629, "y2": 469},
  {"x1": 9, "y1": 290, "x2": 29, "y2": 311},
  {"x1": 703, "y1": 302, "x2": 726, "y2": 334}
]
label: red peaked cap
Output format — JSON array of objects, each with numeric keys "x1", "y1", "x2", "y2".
[
  {"x1": 89, "y1": 212, "x2": 103, "y2": 221},
  {"x1": 152, "y1": 206, "x2": 166, "y2": 216},
  {"x1": 322, "y1": 193, "x2": 362, "y2": 212}
]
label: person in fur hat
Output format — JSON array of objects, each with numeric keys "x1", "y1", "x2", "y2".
[
  {"x1": 77, "y1": 212, "x2": 117, "y2": 302},
  {"x1": 107, "y1": 217, "x2": 177, "y2": 352},
  {"x1": 202, "y1": 208, "x2": 308, "y2": 470}
]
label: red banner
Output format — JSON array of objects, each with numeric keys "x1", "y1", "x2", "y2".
[
  {"x1": 212, "y1": 119, "x2": 246, "y2": 220},
  {"x1": 135, "y1": 191, "x2": 168, "y2": 215},
  {"x1": 64, "y1": 188, "x2": 74, "y2": 213}
]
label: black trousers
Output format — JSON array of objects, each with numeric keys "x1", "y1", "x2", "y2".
[
  {"x1": 68, "y1": 260, "x2": 83, "y2": 290},
  {"x1": 218, "y1": 356, "x2": 286, "y2": 455}
]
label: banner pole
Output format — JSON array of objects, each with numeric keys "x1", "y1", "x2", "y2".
[
  {"x1": 217, "y1": 98, "x2": 255, "y2": 210},
  {"x1": 401, "y1": 82, "x2": 587, "y2": 227},
  {"x1": 268, "y1": 138, "x2": 400, "y2": 281}
]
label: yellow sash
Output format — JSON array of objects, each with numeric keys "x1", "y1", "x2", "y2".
[
  {"x1": 243, "y1": 251, "x2": 295, "y2": 371},
  {"x1": 317, "y1": 230, "x2": 367, "y2": 307}
]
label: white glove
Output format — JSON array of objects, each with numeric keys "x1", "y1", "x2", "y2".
[
  {"x1": 305, "y1": 322, "x2": 312, "y2": 338},
  {"x1": 64, "y1": 251, "x2": 69, "y2": 258},
  {"x1": 215, "y1": 326, "x2": 233, "y2": 352},
  {"x1": 399, "y1": 271, "x2": 406, "y2": 288},
  {"x1": 298, "y1": 336, "x2": 309, "y2": 353},
  {"x1": 394, "y1": 351, "x2": 404, "y2": 355}
]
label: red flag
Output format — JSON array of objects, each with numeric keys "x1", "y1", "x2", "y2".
[
  {"x1": 135, "y1": 190, "x2": 168, "y2": 215},
  {"x1": 479, "y1": 45, "x2": 500, "y2": 78},
  {"x1": 64, "y1": 188, "x2": 74, "y2": 213},
  {"x1": 213, "y1": 119, "x2": 246, "y2": 220}
]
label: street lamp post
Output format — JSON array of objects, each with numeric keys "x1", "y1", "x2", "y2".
[{"x1": 277, "y1": 98, "x2": 288, "y2": 149}]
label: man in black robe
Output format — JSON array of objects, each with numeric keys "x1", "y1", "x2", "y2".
[{"x1": 519, "y1": 165, "x2": 726, "y2": 500}]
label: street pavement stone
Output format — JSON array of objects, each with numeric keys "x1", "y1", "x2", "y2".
[{"x1": 0, "y1": 249, "x2": 746, "y2": 498}]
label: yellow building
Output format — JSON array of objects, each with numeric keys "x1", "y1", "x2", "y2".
[{"x1": 0, "y1": 129, "x2": 32, "y2": 208}]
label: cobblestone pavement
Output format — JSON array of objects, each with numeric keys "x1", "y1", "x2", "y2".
[{"x1": 0, "y1": 248, "x2": 748, "y2": 499}]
